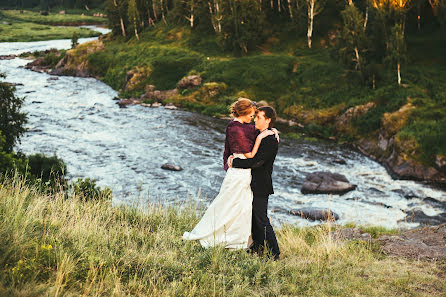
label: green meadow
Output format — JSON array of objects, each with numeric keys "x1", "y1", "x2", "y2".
[
  {"x1": 1, "y1": 177, "x2": 444, "y2": 296},
  {"x1": 0, "y1": 10, "x2": 104, "y2": 42}
]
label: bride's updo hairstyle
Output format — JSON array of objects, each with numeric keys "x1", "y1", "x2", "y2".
[{"x1": 230, "y1": 98, "x2": 255, "y2": 118}]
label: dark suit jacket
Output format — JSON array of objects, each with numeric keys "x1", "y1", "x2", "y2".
[{"x1": 231, "y1": 135, "x2": 278, "y2": 196}]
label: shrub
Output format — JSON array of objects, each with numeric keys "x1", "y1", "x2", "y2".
[
  {"x1": 201, "y1": 55, "x2": 297, "y2": 101},
  {"x1": 27, "y1": 153, "x2": 66, "y2": 189},
  {"x1": 70, "y1": 178, "x2": 112, "y2": 201}
]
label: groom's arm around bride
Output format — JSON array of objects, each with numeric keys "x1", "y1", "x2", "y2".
[{"x1": 228, "y1": 106, "x2": 280, "y2": 260}]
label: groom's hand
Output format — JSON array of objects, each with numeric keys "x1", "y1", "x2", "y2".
[{"x1": 228, "y1": 156, "x2": 234, "y2": 168}]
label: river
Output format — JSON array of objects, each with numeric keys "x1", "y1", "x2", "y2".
[{"x1": 1, "y1": 28, "x2": 444, "y2": 228}]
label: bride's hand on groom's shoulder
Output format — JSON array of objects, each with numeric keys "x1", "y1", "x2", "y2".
[
  {"x1": 272, "y1": 128, "x2": 280, "y2": 142},
  {"x1": 261, "y1": 128, "x2": 279, "y2": 142}
]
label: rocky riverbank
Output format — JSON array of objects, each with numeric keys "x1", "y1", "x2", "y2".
[{"x1": 331, "y1": 223, "x2": 446, "y2": 260}]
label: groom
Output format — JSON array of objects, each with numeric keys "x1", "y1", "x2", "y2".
[{"x1": 228, "y1": 106, "x2": 280, "y2": 260}]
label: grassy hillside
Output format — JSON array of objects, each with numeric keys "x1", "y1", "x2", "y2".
[{"x1": 1, "y1": 177, "x2": 444, "y2": 296}]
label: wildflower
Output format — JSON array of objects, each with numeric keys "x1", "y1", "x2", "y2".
[{"x1": 41, "y1": 244, "x2": 53, "y2": 250}]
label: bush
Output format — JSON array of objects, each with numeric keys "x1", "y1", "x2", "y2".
[
  {"x1": 201, "y1": 55, "x2": 297, "y2": 101},
  {"x1": 42, "y1": 51, "x2": 63, "y2": 68},
  {"x1": 0, "y1": 133, "x2": 27, "y2": 176},
  {"x1": 70, "y1": 178, "x2": 112, "y2": 201},
  {"x1": 27, "y1": 153, "x2": 66, "y2": 188},
  {"x1": 0, "y1": 77, "x2": 27, "y2": 153},
  {"x1": 304, "y1": 123, "x2": 334, "y2": 138}
]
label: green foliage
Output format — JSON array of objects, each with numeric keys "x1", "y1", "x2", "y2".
[
  {"x1": 88, "y1": 42, "x2": 204, "y2": 90},
  {"x1": 0, "y1": 133, "x2": 27, "y2": 176},
  {"x1": 0, "y1": 73, "x2": 68, "y2": 190},
  {"x1": 42, "y1": 50, "x2": 63, "y2": 67},
  {"x1": 151, "y1": 54, "x2": 203, "y2": 89},
  {"x1": 27, "y1": 153, "x2": 66, "y2": 185},
  {"x1": 304, "y1": 122, "x2": 334, "y2": 138},
  {"x1": 179, "y1": 102, "x2": 228, "y2": 116},
  {"x1": 71, "y1": 31, "x2": 79, "y2": 49},
  {"x1": 70, "y1": 178, "x2": 112, "y2": 201},
  {"x1": 201, "y1": 55, "x2": 297, "y2": 101},
  {"x1": 0, "y1": 78, "x2": 27, "y2": 153},
  {"x1": 353, "y1": 85, "x2": 408, "y2": 135},
  {"x1": 399, "y1": 105, "x2": 446, "y2": 162},
  {"x1": 385, "y1": 23, "x2": 408, "y2": 84},
  {"x1": 127, "y1": 0, "x2": 140, "y2": 39},
  {"x1": 218, "y1": 0, "x2": 266, "y2": 55},
  {"x1": 338, "y1": 4, "x2": 368, "y2": 73}
]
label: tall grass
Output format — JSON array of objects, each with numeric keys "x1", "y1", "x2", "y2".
[{"x1": 1, "y1": 177, "x2": 444, "y2": 296}]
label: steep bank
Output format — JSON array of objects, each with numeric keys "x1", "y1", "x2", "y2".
[
  {"x1": 1, "y1": 179, "x2": 445, "y2": 296},
  {"x1": 29, "y1": 25, "x2": 446, "y2": 185}
]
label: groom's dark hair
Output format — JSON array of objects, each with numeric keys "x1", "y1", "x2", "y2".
[{"x1": 258, "y1": 106, "x2": 276, "y2": 128}]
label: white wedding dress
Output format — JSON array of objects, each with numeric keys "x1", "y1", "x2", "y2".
[{"x1": 183, "y1": 154, "x2": 253, "y2": 249}]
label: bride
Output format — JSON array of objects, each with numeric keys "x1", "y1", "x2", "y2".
[{"x1": 182, "y1": 98, "x2": 274, "y2": 249}]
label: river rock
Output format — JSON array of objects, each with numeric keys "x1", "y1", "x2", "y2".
[
  {"x1": 161, "y1": 163, "x2": 183, "y2": 171},
  {"x1": 333, "y1": 158, "x2": 346, "y2": 165},
  {"x1": 334, "y1": 102, "x2": 375, "y2": 132},
  {"x1": 177, "y1": 75, "x2": 202, "y2": 89},
  {"x1": 151, "y1": 102, "x2": 162, "y2": 108},
  {"x1": 125, "y1": 66, "x2": 152, "y2": 91},
  {"x1": 145, "y1": 85, "x2": 156, "y2": 92},
  {"x1": 403, "y1": 209, "x2": 446, "y2": 226},
  {"x1": 301, "y1": 171, "x2": 357, "y2": 195},
  {"x1": 289, "y1": 207, "x2": 339, "y2": 221},
  {"x1": 276, "y1": 117, "x2": 301, "y2": 127},
  {"x1": 141, "y1": 89, "x2": 178, "y2": 102},
  {"x1": 378, "y1": 224, "x2": 446, "y2": 260},
  {"x1": 435, "y1": 155, "x2": 446, "y2": 174},
  {"x1": 329, "y1": 228, "x2": 372, "y2": 243},
  {"x1": 3, "y1": 82, "x2": 24, "y2": 87},
  {"x1": 117, "y1": 98, "x2": 141, "y2": 107},
  {"x1": 423, "y1": 197, "x2": 446, "y2": 210},
  {"x1": 384, "y1": 149, "x2": 445, "y2": 183},
  {"x1": 0, "y1": 55, "x2": 16, "y2": 60},
  {"x1": 25, "y1": 57, "x2": 51, "y2": 73},
  {"x1": 164, "y1": 104, "x2": 177, "y2": 110}
]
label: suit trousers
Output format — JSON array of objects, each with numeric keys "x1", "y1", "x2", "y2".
[{"x1": 251, "y1": 193, "x2": 280, "y2": 260}]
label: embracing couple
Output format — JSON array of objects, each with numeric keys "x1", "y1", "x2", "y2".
[{"x1": 183, "y1": 98, "x2": 280, "y2": 260}]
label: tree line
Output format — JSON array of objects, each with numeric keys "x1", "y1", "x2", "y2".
[{"x1": 105, "y1": 0, "x2": 445, "y2": 85}]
